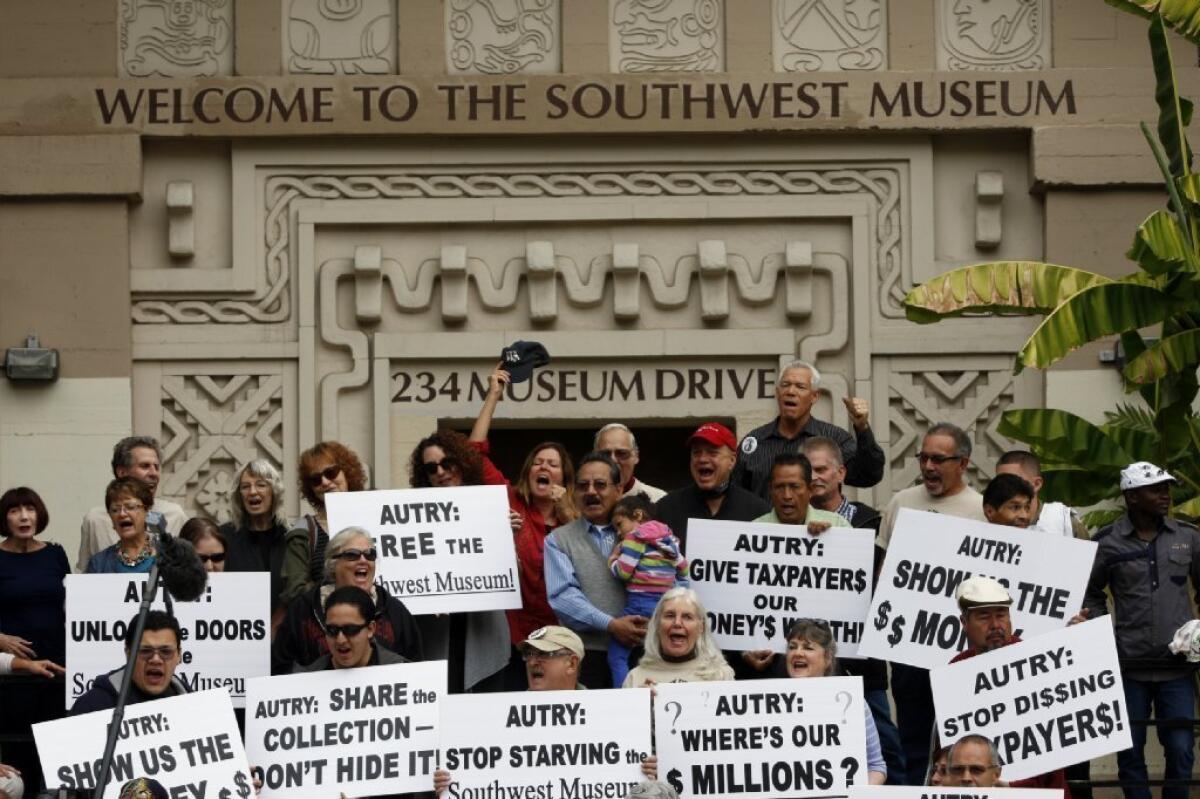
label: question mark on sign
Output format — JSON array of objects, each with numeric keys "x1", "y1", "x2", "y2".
[
  {"x1": 700, "y1": 690, "x2": 710, "y2": 708},
  {"x1": 834, "y1": 690, "x2": 852, "y2": 723},
  {"x1": 664, "y1": 701, "x2": 682, "y2": 734},
  {"x1": 840, "y1": 756, "x2": 859, "y2": 785}
]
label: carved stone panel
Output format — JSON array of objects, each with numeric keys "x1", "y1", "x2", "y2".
[
  {"x1": 446, "y1": 0, "x2": 561, "y2": 74},
  {"x1": 119, "y1": 0, "x2": 233, "y2": 77},
  {"x1": 609, "y1": 0, "x2": 724, "y2": 72},
  {"x1": 936, "y1": 0, "x2": 1050, "y2": 71},
  {"x1": 285, "y1": 0, "x2": 395, "y2": 75},
  {"x1": 772, "y1": 0, "x2": 887, "y2": 72}
]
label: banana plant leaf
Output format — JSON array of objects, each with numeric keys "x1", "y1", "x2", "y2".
[
  {"x1": 998, "y1": 409, "x2": 1134, "y2": 468},
  {"x1": 1128, "y1": 209, "x2": 1197, "y2": 273},
  {"x1": 1106, "y1": 2, "x2": 1200, "y2": 51},
  {"x1": 1099, "y1": 419, "x2": 1161, "y2": 462},
  {"x1": 1149, "y1": 13, "x2": 1195, "y2": 177},
  {"x1": 903, "y1": 262, "x2": 1113, "y2": 324},
  {"x1": 1124, "y1": 327, "x2": 1200, "y2": 382},
  {"x1": 1017, "y1": 282, "x2": 1176, "y2": 372},
  {"x1": 1038, "y1": 464, "x2": 1121, "y2": 507},
  {"x1": 1173, "y1": 493, "x2": 1200, "y2": 519},
  {"x1": 1081, "y1": 507, "x2": 1127, "y2": 530}
]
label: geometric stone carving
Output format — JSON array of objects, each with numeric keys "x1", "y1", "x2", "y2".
[
  {"x1": 609, "y1": 0, "x2": 724, "y2": 72},
  {"x1": 166, "y1": 181, "x2": 195, "y2": 259},
  {"x1": 353, "y1": 244, "x2": 383, "y2": 324},
  {"x1": 783, "y1": 240, "x2": 813, "y2": 318},
  {"x1": 159, "y1": 373, "x2": 285, "y2": 523},
  {"x1": 446, "y1": 0, "x2": 561, "y2": 74},
  {"x1": 611, "y1": 242, "x2": 642, "y2": 320},
  {"x1": 697, "y1": 239, "x2": 730, "y2": 321},
  {"x1": 525, "y1": 241, "x2": 559, "y2": 322},
  {"x1": 974, "y1": 170, "x2": 1004, "y2": 250},
  {"x1": 773, "y1": 0, "x2": 887, "y2": 72},
  {"x1": 119, "y1": 0, "x2": 233, "y2": 77},
  {"x1": 936, "y1": 0, "x2": 1050, "y2": 71},
  {"x1": 439, "y1": 245, "x2": 470, "y2": 323},
  {"x1": 286, "y1": 0, "x2": 395, "y2": 74}
]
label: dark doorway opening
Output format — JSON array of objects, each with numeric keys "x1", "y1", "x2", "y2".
[{"x1": 445, "y1": 418, "x2": 738, "y2": 494}]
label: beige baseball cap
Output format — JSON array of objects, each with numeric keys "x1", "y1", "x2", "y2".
[
  {"x1": 956, "y1": 576, "x2": 1013, "y2": 612},
  {"x1": 522, "y1": 625, "x2": 584, "y2": 659}
]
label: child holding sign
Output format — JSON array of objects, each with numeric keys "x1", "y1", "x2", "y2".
[{"x1": 607, "y1": 496, "x2": 689, "y2": 684}]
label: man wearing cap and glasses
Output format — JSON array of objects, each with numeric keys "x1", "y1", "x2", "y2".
[
  {"x1": 545, "y1": 452, "x2": 649, "y2": 689},
  {"x1": 1080, "y1": 462, "x2": 1200, "y2": 799},
  {"x1": 876, "y1": 422, "x2": 986, "y2": 785},
  {"x1": 943, "y1": 576, "x2": 1070, "y2": 793},
  {"x1": 655, "y1": 422, "x2": 769, "y2": 550},
  {"x1": 594, "y1": 423, "x2": 665, "y2": 502}
]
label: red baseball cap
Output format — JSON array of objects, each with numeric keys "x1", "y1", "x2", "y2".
[{"x1": 687, "y1": 422, "x2": 737, "y2": 451}]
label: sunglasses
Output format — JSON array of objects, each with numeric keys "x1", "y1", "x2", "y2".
[
  {"x1": 197, "y1": 553, "x2": 226, "y2": 564},
  {"x1": 335, "y1": 547, "x2": 377, "y2": 562},
  {"x1": 323, "y1": 622, "x2": 369, "y2": 638},
  {"x1": 135, "y1": 646, "x2": 178, "y2": 661},
  {"x1": 306, "y1": 465, "x2": 342, "y2": 488},
  {"x1": 421, "y1": 457, "x2": 459, "y2": 476},
  {"x1": 916, "y1": 453, "x2": 963, "y2": 465}
]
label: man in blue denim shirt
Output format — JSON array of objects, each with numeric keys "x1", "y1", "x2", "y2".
[{"x1": 1082, "y1": 462, "x2": 1200, "y2": 799}]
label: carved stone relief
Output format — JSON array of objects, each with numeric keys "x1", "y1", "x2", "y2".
[
  {"x1": 609, "y1": 0, "x2": 724, "y2": 72},
  {"x1": 119, "y1": 0, "x2": 233, "y2": 77},
  {"x1": 286, "y1": 0, "x2": 395, "y2": 74},
  {"x1": 158, "y1": 372, "x2": 287, "y2": 523},
  {"x1": 772, "y1": 0, "x2": 886, "y2": 72},
  {"x1": 936, "y1": 0, "x2": 1050, "y2": 71},
  {"x1": 446, "y1": 0, "x2": 560, "y2": 74}
]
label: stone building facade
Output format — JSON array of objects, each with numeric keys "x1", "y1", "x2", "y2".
[{"x1": 1, "y1": 0, "x2": 1191, "y2": 553}]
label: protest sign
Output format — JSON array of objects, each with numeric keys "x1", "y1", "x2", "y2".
[
  {"x1": 860, "y1": 509, "x2": 1096, "y2": 669},
  {"x1": 930, "y1": 616, "x2": 1130, "y2": 781},
  {"x1": 849, "y1": 788, "x2": 1062, "y2": 798},
  {"x1": 687, "y1": 519, "x2": 875, "y2": 656},
  {"x1": 325, "y1": 485, "x2": 520, "y2": 614},
  {"x1": 245, "y1": 659, "x2": 445, "y2": 799},
  {"x1": 439, "y1": 688, "x2": 652, "y2": 799},
  {"x1": 66, "y1": 573, "x2": 270, "y2": 709},
  {"x1": 35, "y1": 688, "x2": 253, "y2": 799},
  {"x1": 656, "y1": 677, "x2": 867, "y2": 799}
]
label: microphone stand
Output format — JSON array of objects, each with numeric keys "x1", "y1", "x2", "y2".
[{"x1": 92, "y1": 540, "x2": 175, "y2": 799}]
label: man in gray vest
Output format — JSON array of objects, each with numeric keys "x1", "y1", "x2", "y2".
[{"x1": 544, "y1": 451, "x2": 647, "y2": 688}]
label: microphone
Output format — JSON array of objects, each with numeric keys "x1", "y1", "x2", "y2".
[{"x1": 149, "y1": 513, "x2": 208, "y2": 601}]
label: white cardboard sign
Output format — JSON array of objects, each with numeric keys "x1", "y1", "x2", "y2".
[
  {"x1": 326, "y1": 485, "x2": 520, "y2": 614},
  {"x1": 244, "y1": 659, "x2": 446, "y2": 799},
  {"x1": 65, "y1": 573, "x2": 270, "y2": 709},
  {"x1": 655, "y1": 677, "x2": 867, "y2": 799},
  {"x1": 850, "y1": 788, "x2": 1062, "y2": 799},
  {"x1": 687, "y1": 519, "x2": 875, "y2": 656},
  {"x1": 35, "y1": 688, "x2": 253, "y2": 799},
  {"x1": 860, "y1": 509, "x2": 1097, "y2": 669},
  {"x1": 439, "y1": 689, "x2": 652, "y2": 799},
  {"x1": 931, "y1": 616, "x2": 1131, "y2": 781}
]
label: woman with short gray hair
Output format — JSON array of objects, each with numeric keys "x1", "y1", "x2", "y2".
[
  {"x1": 221, "y1": 459, "x2": 301, "y2": 622},
  {"x1": 270, "y1": 526, "x2": 422, "y2": 674}
]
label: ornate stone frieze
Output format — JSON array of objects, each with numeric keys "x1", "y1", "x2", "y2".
[
  {"x1": 446, "y1": 0, "x2": 560, "y2": 74},
  {"x1": 772, "y1": 0, "x2": 886, "y2": 72},
  {"x1": 936, "y1": 0, "x2": 1050, "y2": 71},
  {"x1": 119, "y1": 0, "x2": 233, "y2": 77},
  {"x1": 286, "y1": 0, "x2": 395, "y2": 75},
  {"x1": 609, "y1": 0, "x2": 724, "y2": 72}
]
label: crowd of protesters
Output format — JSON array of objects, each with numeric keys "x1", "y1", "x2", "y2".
[{"x1": 1, "y1": 355, "x2": 1197, "y2": 799}]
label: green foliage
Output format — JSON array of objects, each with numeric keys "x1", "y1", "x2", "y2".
[{"x1": 902, "y1": 4, "x2": 1200, "y2": 526}]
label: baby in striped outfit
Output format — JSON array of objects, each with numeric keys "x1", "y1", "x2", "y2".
[{"x1": 606, "y1": 494, "x2": 689, "y2": 685}]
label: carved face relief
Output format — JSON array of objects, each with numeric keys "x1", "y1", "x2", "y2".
[
  {"x1": 938, "y1": 0, "x2": 1047, "y2": 70},
  {"x1": 120, "y1": 0, "x2": 233, "y2": 77},
  {"x1": 953, "y1": 0, "x2": 1036, "y2": 54},
  {"x1": 447, "y1": 0, "x2": 560, "y2": 74},
  {"x1": 611, "y1": 0, "x2": 723, "y2": 72},
  {"x1": 286, "y1": 0, "x2": 394, "y2": 74}
]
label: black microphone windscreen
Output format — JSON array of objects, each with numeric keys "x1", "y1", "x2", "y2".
[{"x1": 157, "y1": 534, "x2": 208, "y2": 601}]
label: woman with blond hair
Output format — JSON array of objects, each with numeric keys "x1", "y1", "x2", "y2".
[{"x1": 221, "y1": 459, "x2": 298, "y2": 619}]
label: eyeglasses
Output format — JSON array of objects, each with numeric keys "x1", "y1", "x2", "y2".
[
  {"x1": 335, "y1": 547, "x2": 377, "y2": 562},
  {"x1": 602, "y1": 448, "x2": 633, "y2": 462},
  {"x1": 197, "y1": 553, "x2": 226, "y2": 564},
  {"x1": 108, "y1": 501, "x2": 145, "y2": 515},
  {"x1": 323, "y1": 622, "x2": 369, "y2": 638},
  {"x1": 521, "y1": 648, "x2": 573, "y2": 662},
  {"x1": 916, "y1": 453, "x2": 963, "y2": 465},
  {"x1": 136, "y1": 646, "x2": 178, "y2": 661},
  {"x1": 575, "y1": 479, "x2": 611, "y2": 492},
  {"x1": 421, "y1": 457, "x2": 459, "y2": 476},
  {"x1": 306, "y1": 465, "x2": 342, "y2": 488}
]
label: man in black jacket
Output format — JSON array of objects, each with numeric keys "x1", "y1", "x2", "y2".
[
  {"x1": 296, "y1": 586, "x2": 412, "y2": 672},
  {"x1": 71, "y1": 611, "x2": 188, "y2": 715}
]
